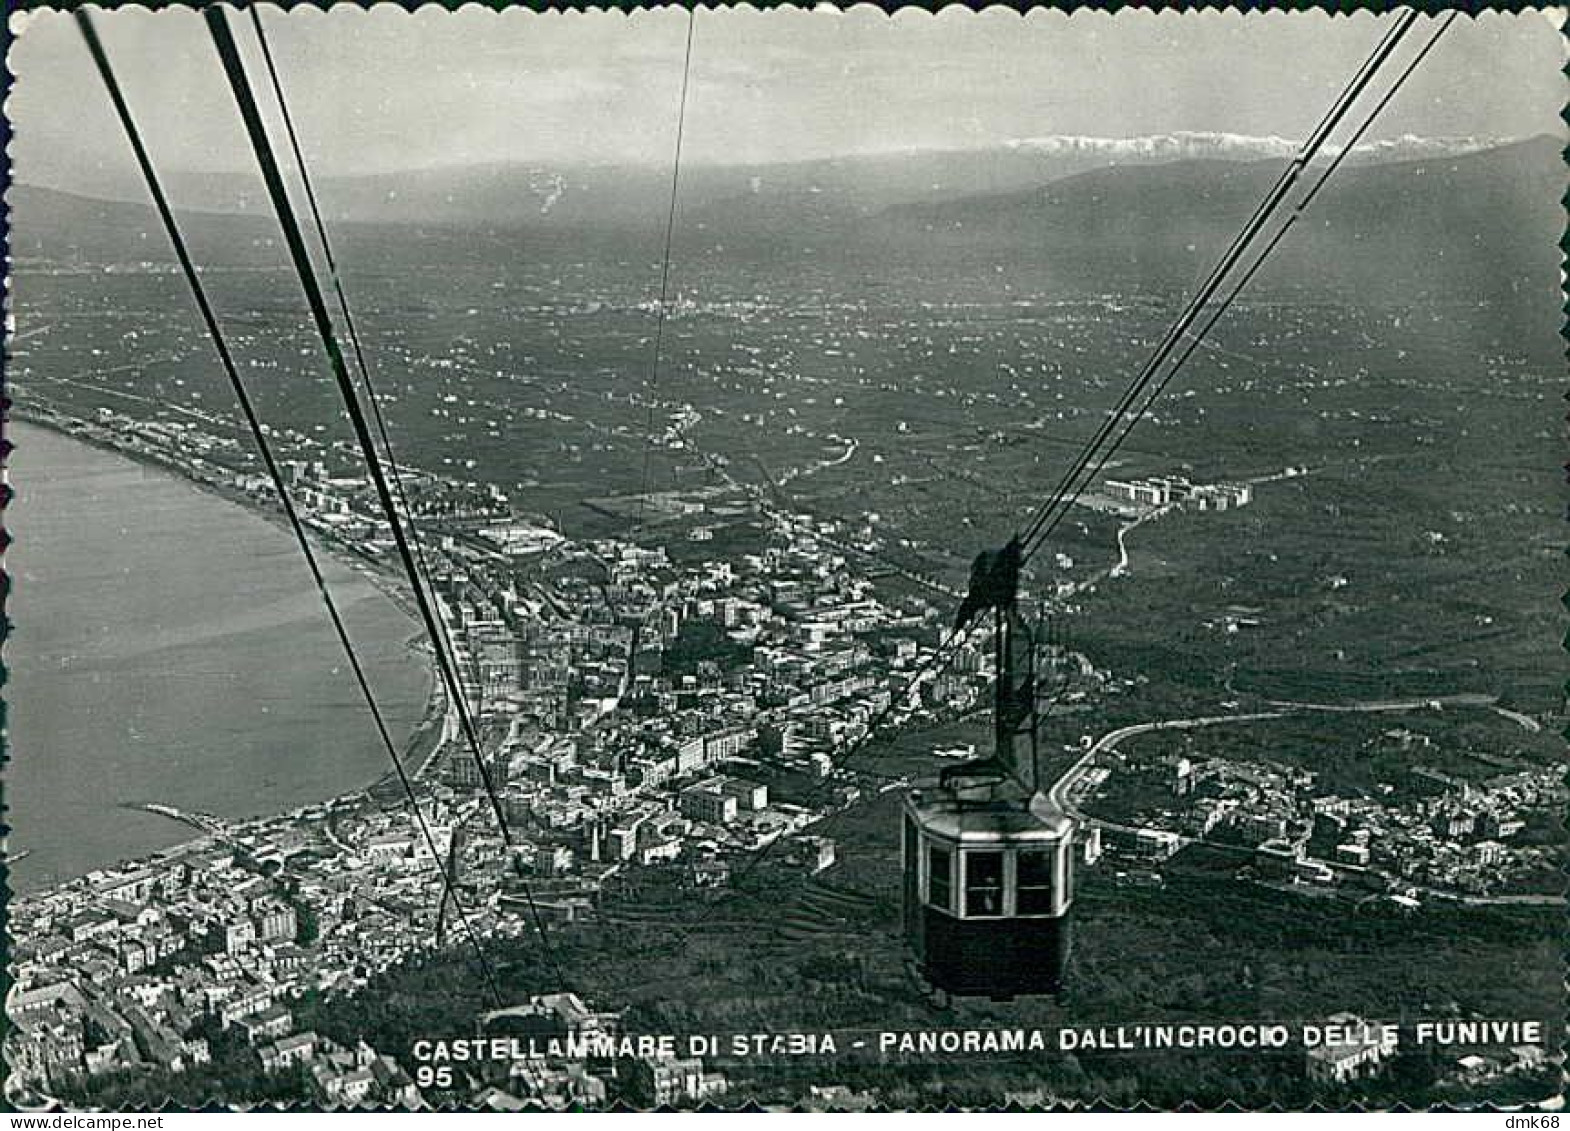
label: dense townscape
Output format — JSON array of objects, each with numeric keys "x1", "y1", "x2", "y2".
[
  {"x1": 9, "y1": 7, "x2": 1564, "y2": 1109},
  {"x1": 8, "y1": 394, "x2": 1562, "y2": 1108},
  {"x1": 9, "y1": 399, "x2": 988, "y2": 1106}
]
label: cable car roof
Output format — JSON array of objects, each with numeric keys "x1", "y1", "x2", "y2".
[{"x1": 906, "y1": 787, "x2": 1073, "y2": 844}]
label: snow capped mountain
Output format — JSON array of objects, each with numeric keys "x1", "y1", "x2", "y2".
[
  {"x1": 15, "y1": 133, "x2": 1542, "y2": 233},
  {"x1": 1005, "y1": 131, "x2": 1296, "y2": 160},
  {"x1": 1342, "y1": 133, "x2": 1507, "y2": 160},
  {"x1": 1001, "y1": 131, "x2": 1510, "y2": 163}
]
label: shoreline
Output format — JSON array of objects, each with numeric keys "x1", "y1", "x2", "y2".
[{"x1": 6, "y1": 410, "x2": 448, "y2": 893}]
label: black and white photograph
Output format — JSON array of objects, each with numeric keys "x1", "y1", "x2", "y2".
[{"x1": 3, "y1": 2, "x2": 1565, "y2": 1113}]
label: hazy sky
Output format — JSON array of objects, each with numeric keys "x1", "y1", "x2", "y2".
[{"x1": 10, "y1": 5, "x2": 1565, "y2": 187}]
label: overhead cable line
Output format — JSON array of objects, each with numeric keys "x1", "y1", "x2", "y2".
[
  {"x1": 1017, "y1": 9, "x2": 1415, "y2": 561},
  {"x1": 203, "y1": 6, "x2": 569, "y2": 991},
  {"x1": 869, "y1": 14, "x2": 1427, "y2": 771},
  {"x1": 619, "y1": 8, "x2": 695, "y2": 754},
  {"x1": 1018, "y1": 9, "x2": 1421, "y2": 565},
  {"x1": 636, "y1": 7, "x2": 697, "y2": 528},
  {"x1": 1024, "y1": 10, "x2": 1454, "y2": 561},
  {"x1": 247, "y1": 7, "x2": 457, "y2": 682},
  {"x1": 689, "y1": 10, "x2": 1450, "y2": 921},
  {"x1": 1008, "y1": 15, "x2": 1453, "y2": 798},
  {"x1": 72, "y1": 6, "x2": 504, "y2": 1006},
  {"x1": 622, "y1": 9, "x2": 961, "y2": 612},
  {"x1": 997, "y1": 14, "x2": 1456, "y2": 800},
  {"x1": 247, "y1": 6, "x2": 478, "y2": 936}
]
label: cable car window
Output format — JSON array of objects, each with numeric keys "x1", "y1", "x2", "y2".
[
  {"x1": 965, "y1": 850, "x2": 1004, "y2": 917},
  {"x1": 927, "y1": 845, "x2": 953, "y2": 912},
  {"x1": 1017, "y1": 850, "x2": 1054, "y2": 915}
]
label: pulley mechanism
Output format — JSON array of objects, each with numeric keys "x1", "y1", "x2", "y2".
[{"x1": 903, "y1": 534, "x2": 1074, "y2": 1000}]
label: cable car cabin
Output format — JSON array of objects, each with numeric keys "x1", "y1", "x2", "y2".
[{"x1": 902, "y1": 776, "x2": 1073, "y2": 1000}]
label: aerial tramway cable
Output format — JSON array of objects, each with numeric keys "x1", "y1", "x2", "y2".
[
  {"x1": 697, "y1": 10, "x2": 1455, "y2": 915},
  {"x1": 82, "y1": 1, "x2": 1459, "y2": 992},
  {"x1": 72, "y1": 7, "x2": 506, "y2": 1006},
  {"x1": 890, "y1": 13, "x2": 1455, "y2": 998},
  {"x1": 878, "y1": 11, "x2": 1428, "y2": 765},
  {"x1": 1296, "y1": 12, "x2": 1460, "y2": 215},
  {"x1": 621, "y1": 8, "x2": 695, "y2": 664},
  {"x1": 201, "y1": 7, "x2": 572, "y2": 991},
  {"x1": 1016, "y1": 10, "x2": 1423, "y2": 566},
  {"x1": 636, "y1": 8, "x2": 697, "y2": 526},
  {"x1": 248, "y1": 7, "x2": 455, "y2": 674},
  {"x1": 1074, "y1": 17, "x2": 1463, "y2": 557},
  {"x1": 993, "y1": 16, "x2": 1461, "y2": 797},
  {"x1": 246, "y1": 6, "x2": 478, "y2": 944},
  {"x1": 1022, "y1": 9, "x2": 1455, "y2": 564},
  {"x1": 1005, "y1": 15, "x2": 1455, "y2": 760},
  {"x1": 1015, "y1": 10, "x2": 1419, "y2": 562}
]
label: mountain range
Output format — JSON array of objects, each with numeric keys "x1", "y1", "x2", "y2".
[
  {"x1": 8, "y1": 135, "x2": 1560, "y2": 325},
  {"x1": 11, "y1": 131, "x2": 1522, "y2": 230},
  {"x1": 1000, "y1": 131, "x2": 1505, "y2": 163}
]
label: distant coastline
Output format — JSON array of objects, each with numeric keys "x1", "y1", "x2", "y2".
[
  {"x1": 5, "y1": 410, "x2": 446, "y2": 892},
  {"x1": 13, "y1": 405, "x2": 433, "y2": 628}
]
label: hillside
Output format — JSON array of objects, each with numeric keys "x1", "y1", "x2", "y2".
[
  {"x1": 866, "y1": 136, "x2": 1563, "y2": 306},
  {"x1": 9, "y1": 131, "x2": 1524, "y2": 231},
  {"x1": 9, "y1": 136, "x2": 1560, "y2": 323}
]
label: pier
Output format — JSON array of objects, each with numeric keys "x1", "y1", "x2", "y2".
[{"x1": 128, "y1": 802, "x2": 230, "y2": 836}]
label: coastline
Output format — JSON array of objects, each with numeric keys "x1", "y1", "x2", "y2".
[{"x1": 5, "y1": 409, "x2": 447, "y2": 892}]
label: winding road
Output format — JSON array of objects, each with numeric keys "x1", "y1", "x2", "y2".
[
  {"x1": 1047, "y1": 711, "x2": 1286, "y2": 835},
  {"x1": 1050, "y1": 693, "x2": 1536, "y2": 835},
  {"x1": 1049, "y1": 695, "x2": 1562, "y2": 906}
]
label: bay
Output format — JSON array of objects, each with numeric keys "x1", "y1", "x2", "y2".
[{"x1": 4, "y1": 421, "x2": 432, "y2": 893}]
